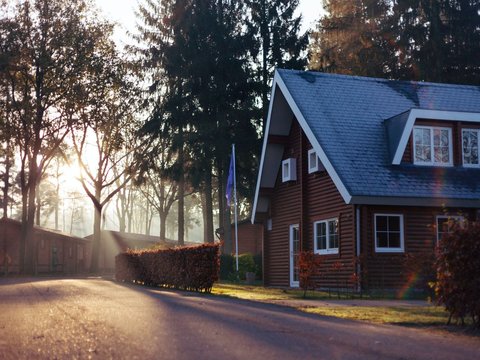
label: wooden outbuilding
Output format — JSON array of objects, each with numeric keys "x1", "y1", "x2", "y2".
[{"x1": 0, "y1": 218, "x2": 91, "y2": 274}]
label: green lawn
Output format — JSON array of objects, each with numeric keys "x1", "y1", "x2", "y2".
[
  {"x1": 300, "y1": 305, "x2": 449, "y2": 326},
  {"x1": 210, "y1": 283, "x2": 465, "y2": 331},
  {"x1": 211, "y1": 283, "x2": 336, "y2": 301}
]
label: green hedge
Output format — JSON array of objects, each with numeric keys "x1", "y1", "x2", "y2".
[{"x1": 115, "y1": 243, "x2": 220, "y2": 293}]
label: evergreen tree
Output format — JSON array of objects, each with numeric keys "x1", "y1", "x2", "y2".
[
  {"x1": 247, "y1": 0, "x2": 308, "y2": 121},
  {"x1": 389, "y1": 0, "x2": 480, "y2": 84},
  {"x1": 133, "y1": 0, "x2": 259, "y2": 250},
  {"x1": 309, "y1": 0, "x2": 480, "y2": 85},
  {"x1": 309, "y1": 0, "x2": 392, "y2": 77}
]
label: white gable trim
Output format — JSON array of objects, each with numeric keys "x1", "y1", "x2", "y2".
[
  {"x1": 251, "y1": 71, "x2": 352, "y2": 224},
  {"x1": 392, "y1": 109, "x2": 480, "y2": 165},
  {"x1": 274, "y1": 72, "x2": 352, "y2": 205},
  {"x1": 251, "y1": 77, "x2": 278, "y2": 224}
]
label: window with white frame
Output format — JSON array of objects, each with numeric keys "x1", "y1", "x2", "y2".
[
  {"x1": 314, "y1": 218, "x2": 339, "y2": 254},
  {"x1": 282, "y1": 158, "x2": 296, "y2": 182},
  {"x1": 413, "y1": 126, "x2": 452, "y2": 166},
  {"x1": 462, "y1": 129, "x2": 480, "y2": 167},
  {"x1": 436, "y1": 215, "x2": 464, "y2": 243},
  {"x1": 374, "y1": 214, "x2": 404, "y2": 252},
  {"x1": 308, "y1": 149, "x2": 318, "y2": 173}
]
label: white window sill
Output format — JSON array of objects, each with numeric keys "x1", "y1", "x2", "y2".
[
  {"x1": 315, "y1": 249, "x2": 339, "y2": 255},
  {"x1": 375, "y1": 248, "x2": 404, "y2": 253}
]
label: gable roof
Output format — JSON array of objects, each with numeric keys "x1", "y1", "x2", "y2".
[{"x1": 252, "y1": 69, "x2": 480, "y2": 222}]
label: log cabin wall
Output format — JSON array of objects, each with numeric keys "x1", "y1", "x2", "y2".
[
  {"x1": 264, "y1": 118, "x2": 355, "y2": 287},
  {"x1": 361, "y1": 205, "x2": 476, "y2": 289}
]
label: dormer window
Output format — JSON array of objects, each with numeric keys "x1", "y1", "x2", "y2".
[
  {"x1": 282, "y1": 158, "x2": 296, "y2": 182},
  {"x1": 308, "y1": 149, "x2": 318, "y2": 173},
  {"x1": 462, "y1": 129, "x2": 479, "y2": 167},
  {"x1": 413, "y1": 126, "x2": 452, "y2": 166}
]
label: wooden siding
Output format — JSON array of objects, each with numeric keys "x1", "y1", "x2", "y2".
[
  {"x1": 264, "y1": 119, "x2": 355, "y2": 288},
  {"x1": 361, "y1": 205, "x2": 476, "y2": 289},
  {"x1": 229, "y1": 222, "x2": 263, "y2": 255},
  {"x1": 265, "y1": 119, "x2": 302, "y2": 286},
  {"x1": 0, "y1": 219, "x2": 90, "y2": 274}
]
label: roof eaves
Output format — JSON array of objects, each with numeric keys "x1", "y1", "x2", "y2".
[
  {"x1": 274, "y1": 70, "x2": 352, "y2": 205},
  {"x1": 251, "y1": 71, "x2": 280, "y2": 224}
]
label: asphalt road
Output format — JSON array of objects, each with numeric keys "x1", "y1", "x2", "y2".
[{"x1": 0, "y1": 278, "x2": 478, "y2": 360}]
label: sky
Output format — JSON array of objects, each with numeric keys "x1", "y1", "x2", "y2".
[{"x1": 94, "y1": 0, "x2": 324, "y2": 46}]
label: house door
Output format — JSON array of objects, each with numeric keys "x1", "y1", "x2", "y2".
[{"x1": 289, "y1": 224, "x2": 300, "y2": 287}]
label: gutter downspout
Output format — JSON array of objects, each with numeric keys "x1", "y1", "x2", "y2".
[{"x1": 356, "y1": 206, "x2": 361, "y2": 292}]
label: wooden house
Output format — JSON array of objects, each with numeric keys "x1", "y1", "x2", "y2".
[
  {"x1": 0, "y1": 218, "x2": 91, "y2": 274},
  {"x1": 251, "y1": 69, "x2": 480, "y2": 290}
]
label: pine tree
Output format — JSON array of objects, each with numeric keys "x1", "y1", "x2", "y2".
[
  {"x1": 390, "y1": 0, "x2": 480, "y2": 84},
  {"x1": 309, "y1": 0, "x2": 392, "y2": 77},
  {"x1": 246, "y1": 0, "x2": 308, "y2": 122},
  {"x1": 309, "y1": 0, "x2": 480, "y2": 85},
  {"x1": 133, "y1": 0, "x2": 259, "y2": 249}
]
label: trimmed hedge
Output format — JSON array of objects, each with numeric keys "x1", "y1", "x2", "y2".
[{"x1": 115, "y1": 243, "x2": 220, "y2": 293}]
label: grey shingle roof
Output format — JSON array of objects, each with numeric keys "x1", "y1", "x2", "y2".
[{"x1": 278, "y1": 69, "x2": 480, "y2": 202}]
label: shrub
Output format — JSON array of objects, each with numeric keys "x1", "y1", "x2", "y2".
[
  {"x1": 435, "y1": 221, "x2": 480, "y2": 327},
  {"x1": 299, "y1": 251, "x2": 322, "y2": 298},
  {"x1": 237, "y1": 253, "x2": 256, "y2": 280},
  {"x1": 115, "y1": 243, "x2": 220, "y2": 293}
]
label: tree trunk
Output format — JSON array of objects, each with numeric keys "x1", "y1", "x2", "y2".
[
  {"x1": 204, "y1": 171, "x2": 214, "y2": 243},
  {"x1": 24, "y1": 163, "x2": 38, "y2": 274},
  {"x1": 219, "y1": 166, "x2": 232, "y2": 254},
  {"x1": 54, "y1": 160, "x2": 60, "y2": 230},
  {"x1": 177, "y1": 140, "x2": 185, "y2": 246},
  {"x1": 2, "y1": 147, "x2": 11, "y2": 219},
  {"x1": 35, "y1": 183, "x2": 41, "y2": 226},
  {"x1": 19, "y1": 162, "x2": 28, "y2": 273},
  {"x1": 90, "y1": 183, "x2": 102, "y2": 273},
  {"x1": 159, "y1": 211, "x2": 167, "y2": 241}
]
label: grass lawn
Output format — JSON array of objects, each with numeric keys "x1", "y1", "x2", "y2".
[
  {"x1": 299, "y1": 305, "x2": 449, "y2": 326},
  {"x1": 211, "y1": 282, "x2": 479, "y2": 333},
  {"x1": 211, "y1": 282, "x2": 336, "y2": 301}
]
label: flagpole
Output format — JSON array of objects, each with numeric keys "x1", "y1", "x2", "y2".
[{"x1": 233, "y1": 144, "x2": 239, "y2": 272}]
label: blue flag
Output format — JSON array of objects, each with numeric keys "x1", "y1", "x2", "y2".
[{"x1": 226, "y1": 151, "x2": 234, "y2": 207}]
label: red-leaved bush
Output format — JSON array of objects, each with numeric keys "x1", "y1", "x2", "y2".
[
  {"x1": 115, "y1": 243, "x2": 220, "y2": 293},
  {"x1": 299, "y1": 251, "x2": 322, "y2": 298},
  {"x1": 435, "y1": 221, "x2": 480, "y2": 327}
]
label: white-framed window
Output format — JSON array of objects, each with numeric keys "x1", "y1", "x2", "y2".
[
  {"x1": 462, "y1": 129, "x2": 480, "y2": 167},
  {"x1": 413, "y1": 126, "x2": 453, "y2": 166},
  {"x1": 282, "y1": 158, "x2": 296, "y2": 182},
  {"x1": 308, "y1": 149, "x2": 318, "y2": 174},
  {"x1": 374, "y1": 214, "x2": 404, "y2": 253},
  {"x1": 314, "y1": 218, "x2": 339, "y2": 254},
  {"x1": 436, "y1": 215, "x2": 464, "y2": 243}
]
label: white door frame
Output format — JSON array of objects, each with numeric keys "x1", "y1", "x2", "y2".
[{"x1": 289, "y1": 224, "x2": 300, "y2": 287}]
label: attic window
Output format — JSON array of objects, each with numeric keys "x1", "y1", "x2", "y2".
[
  {"x1": 413, "y1": 126, "x2": 452, "y2": 166},
  {"x1": 308, "y1": 149, "x2": 318, "y2": 173},
  {"x1": 282, "y1": 158, "x2": 296, "y2": 182},
  {"x1": 462, "y1": 129, "x2": 480, "y2": 167}
]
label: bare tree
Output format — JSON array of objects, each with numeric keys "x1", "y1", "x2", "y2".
[{"x1": 0, "y1": 0, "x2": 114, "y2": 273}]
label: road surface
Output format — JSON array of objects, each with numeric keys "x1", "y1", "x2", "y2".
[{"x1": 0, "y1": 277, "x2": 478, "y2": 359}]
